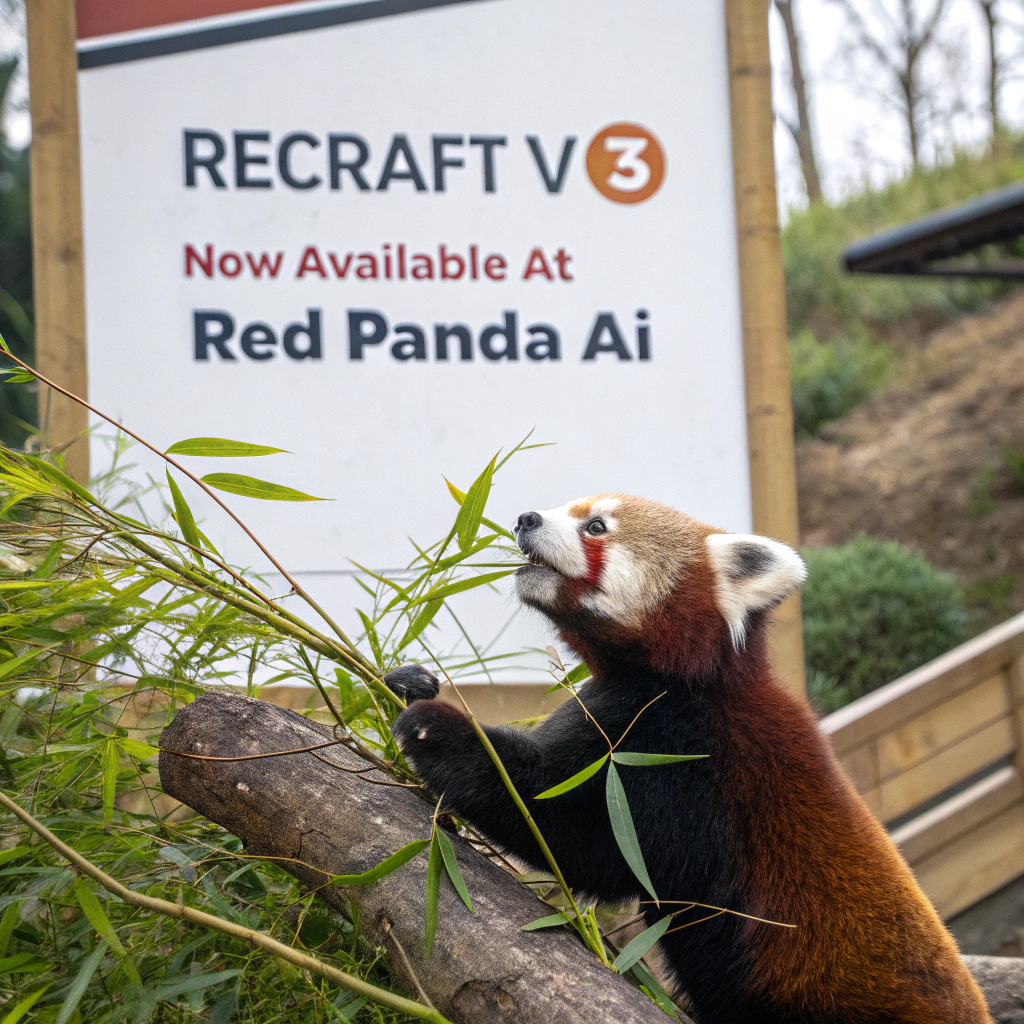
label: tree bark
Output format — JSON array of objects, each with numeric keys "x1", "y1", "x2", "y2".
[
  {"x1": 977, "y1": 0, "x2": 1001, "y2": 138},
  {"x1": 158, "y1": 692, "x2": 685, "y2": 1024},
  {"x1": 158, "y1": 693, "x2": 1023, "y2": 1023},
  {"x1": 774, "y1": 0, "x2": 822, "y2": 203}
]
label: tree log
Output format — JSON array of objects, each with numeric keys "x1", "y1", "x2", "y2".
[
  {"x1": 158, "y1": 693, "x2": 1024, "y2": 1023},
  {"x1": 158, "y1": 692, "x2": 682, "y2": 1024}
]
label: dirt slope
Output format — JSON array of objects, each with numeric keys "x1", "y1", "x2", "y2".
[{"x1": 797, "y1": 290, "x2": 1024, "y2": 632}]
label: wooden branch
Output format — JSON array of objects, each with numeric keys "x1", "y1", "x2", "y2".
[{"x1": 158, "y1": 693, "x2": 683, "y2": 1024}]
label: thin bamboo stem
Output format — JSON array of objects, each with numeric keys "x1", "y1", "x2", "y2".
[{"x1": 0, "y1": 789, "x2": 452, "y2": 1024}]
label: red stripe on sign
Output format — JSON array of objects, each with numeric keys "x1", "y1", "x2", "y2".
[{"x1": 76, "y1": 0, "x2": 310, "y2": 40}]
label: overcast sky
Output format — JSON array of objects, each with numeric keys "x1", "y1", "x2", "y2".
[
  {"x1": 3, "y1": 0, "x2": 1024, "y2": 213},
  {"x1": 771, "y1": 0, "x2": 1024, "y2": 210}
]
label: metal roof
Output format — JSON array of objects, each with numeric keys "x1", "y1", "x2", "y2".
[{"x1": 844, "y1": 178, "x2": 1024, "y2": 278}]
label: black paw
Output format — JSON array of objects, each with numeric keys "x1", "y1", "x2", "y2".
[
  {"x1": 384, "y1": 664, "x2": 440, "y2": 703},
  {"x1": 393, "y1": 699, "x2": 473, "y2": 760}
]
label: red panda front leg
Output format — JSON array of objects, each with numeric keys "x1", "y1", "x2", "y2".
[{"x1": 391, "y1": 696, "x2": 552, "y2": 872}]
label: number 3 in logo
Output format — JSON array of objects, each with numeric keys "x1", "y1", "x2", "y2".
[{"x1": 586, "y1": 123, "x2": 665, "y2": 204}]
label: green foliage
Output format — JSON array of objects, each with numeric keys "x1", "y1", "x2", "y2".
[
  {"x1": 0, "y1": 430, "x2": 542, "y2": 1023},
  {"x1": 0, "y1": 418, "x2": 688, "y2": 1019},
  {"x1": 802, "y1": 536, "x2": 967, "y2": 714},
  {"x1": 1001, "y1": 443, "x2": 1024, "y2": 486},
  {"x1": 789, "y1": 330, "x2": 891, "y2": 435},
  {"x1": 783, "y1": 142, "x2": 1024, "y2": 344}
]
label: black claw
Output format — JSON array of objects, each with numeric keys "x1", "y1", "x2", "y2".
[{"x1": 384, "y1": 664, "x2": 440, "y2": 703}]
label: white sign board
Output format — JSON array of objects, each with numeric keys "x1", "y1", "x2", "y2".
[{"x1": 75, "y1": 0, "x2": 752, "y2": 676}]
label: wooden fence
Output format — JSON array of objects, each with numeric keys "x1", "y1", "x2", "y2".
[
  {"x1": 821, "y1": 610, "x2": 1024, "y2": 919},
  {"x1": 259, "y1": 610, "x2": 1024, "y2": 920}
]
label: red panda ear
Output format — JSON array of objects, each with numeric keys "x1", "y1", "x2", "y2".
[{"x1": 705, "y1": 534, "x2": 807, "y2": 648}]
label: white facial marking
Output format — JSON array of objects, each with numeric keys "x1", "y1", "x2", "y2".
[
  {"x1": 590, "y1": 497, "x2": 621, "y2": 516},
  {"x1": 528, "y1": 501, "x2": 589, "y2": 577},
  {"x1": 580, "y1": 544, "x2": 650, "y2": 625},
  {"x1": 706, "y1": 534, "x2": 807, "y2": 648}
]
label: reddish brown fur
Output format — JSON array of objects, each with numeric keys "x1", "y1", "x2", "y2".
[{"x1": 541, "y1": 504, "x2": 991, "y2": 1021}]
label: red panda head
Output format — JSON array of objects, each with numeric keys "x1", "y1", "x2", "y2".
[{"x1": 514, "y1": 494, "x2": 806, "y2": 678}]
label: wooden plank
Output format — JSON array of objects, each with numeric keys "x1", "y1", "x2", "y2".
[
  {"x1": 838, "y1": 742, "x2": 878, "y2": 793},
  {"x1": 876, "y1": 673, "x2": 1009, "y2": 780},
  {"x1": 725, "y1": 0, "x2": 805, "y2": 697},
  {"x1": 878, "y1": 716, "x2": 1015, "y2": 823},
  {"x1": 912, "y1": 798, "x2": 1024, "y2": 919},
  {"x1": 26, "y1": 0, "x2": 89, "y2": 482},
  {"x1": 823, "y1": 610, "x2": 1024, "y2": 755},
  {"x1": 891, "y1": 764, "x2": 1024, "y2": 866}
]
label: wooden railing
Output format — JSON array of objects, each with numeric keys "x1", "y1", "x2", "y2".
[
  {"x1": 821, "y1": 610, "x2": 1024, "y2": 919},
  {"x1": 259, "y1": 611, "x2": 1024, "y2": 920}
]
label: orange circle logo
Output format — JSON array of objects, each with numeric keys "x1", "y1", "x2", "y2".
[{"x1": 586, "y1": 123, "x2": 665, "y2": 204}]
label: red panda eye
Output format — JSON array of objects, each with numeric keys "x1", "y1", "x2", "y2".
[{"x1": 587, "y1": 519, "x2": 607, "y2": 536}]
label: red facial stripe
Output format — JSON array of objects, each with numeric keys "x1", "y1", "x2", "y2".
[{"x1": 582, "y1": 535, "x2": 605, "y2": 585}]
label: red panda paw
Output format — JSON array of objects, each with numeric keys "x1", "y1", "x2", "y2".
[{"x1": 392, "y1": 698, "x2": 474, "y2": 763}]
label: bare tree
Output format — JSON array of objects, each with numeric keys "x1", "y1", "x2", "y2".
[
  {"x1": 976, "y1": 0, "x2": 1002, "y2": 137},
  {"x1": 831, "y1": 0, "x2": 950, "y2": 166},
  {"x1": 775, "y1": 0, "x2": 824, "y2": 202}
]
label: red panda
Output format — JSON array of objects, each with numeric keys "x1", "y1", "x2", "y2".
[{"x1": 390, "y1": 494, "x2": 993, "y2": 1023}]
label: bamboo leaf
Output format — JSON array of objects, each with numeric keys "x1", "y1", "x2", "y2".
[
  {"x1": 534, "y1": 755, "x2": 608, "y2": 799},
  {"x1": 0, "y1": 370, "x2": 34, "y2": 384},
  {"x1": 444, "y1": 482, "x2": 514, "y2": 541},
  {"x1": 397, "y1": 599, "x2": 442, "y2": 651},
  {"x1": 166, "y1": 471, "x2": 202, "y2": 552},
  {"x1": 629, "y1": 956, "x2": 679, "y2": 1017},
  {"x1": 612, "y1": 752, "x2": 708, "y2": 766},
  {"x1": 1, "y1": 984, "x2": 51, "y2": 1024},
  {"x1": 521, "y1": 911, "x2": 571, "y2": 931},
  {"x1": 328, "y1": 840, "x2": 429, "y2": 886},
  {"x1": 100, "y1": 739, "x2": 118, "y2": 823},
  {"x1": 0, "y1": 902, "x2": 21, "y2": 957},
  {"x1": 74, "y1": 879, "x2": 142, "y2": 986},
  {"x1": 0, "y1": 648, "x2": 47, "y2": 682},
  {"x1": 22, "y1": 456, "x2": 96, "y2": 505},
  {"x1": 200, "y1": 473, "x2": 326, "y2": 502},
  {"x1": 410, "y1": 570, "x2": 517, "y2": 605},
  {"x1": 55, "y1": 940, "x2": 107, "y2": 1024},
  {"x1": 151, "y1": 968, "x2": 242, "y2": 1000},
  {"x1": 117, "y1": 738, "x2": 158, "y2": 760},
  {"x1": 0, "y1": 848, "x2": 29, "y2": 868},
  {"x1": 455, "y1": 456, "x2": 497, "y2": 552},
  {"x1": 611, "y1": 915, "x2": 671, "y2": 973},
  {"x1": 357, "y1": 610, "x2": 383, "y2": 666},
  {"x1": 434, "y1": 828, "x2": 472, "y2": 912},
  {"x1": 424, "y1": 831, "x2": 442, "y2": 952},
  {"x1": 444, "y1": 478, "x2": 466, "y2": 505},
  {"x1": 605, "y1": 761, "x2": 658, "y2": 901},
  {"x1": 565, "y1": 663, "x2": 591, "y2": 684},
  {"x1": 166, "y1": 437, "x2": 287, "y2": 457}
]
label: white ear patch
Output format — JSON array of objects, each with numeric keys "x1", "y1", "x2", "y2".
[{"x1": 705, "y1": 534, "x2": 807, "y2": 648}]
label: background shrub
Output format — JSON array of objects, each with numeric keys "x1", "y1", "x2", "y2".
[
  {"x1": 802, "y1": 536, "x2": 967, "y2": 714},
  {"x1": 782, "y1": 142, "x2": 1024, "y2": 346},
  {"x1": 789, "y1": 330, "x2": 890, "y2": 435}
]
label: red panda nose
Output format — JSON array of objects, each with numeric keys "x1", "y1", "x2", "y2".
[{"x1": 516, "y1": 512, "x2": 543, "y2": 533}]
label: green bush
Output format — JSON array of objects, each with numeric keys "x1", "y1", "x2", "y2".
[
  {"x1": 802, "y1": 536, "x2": 967, "y2": 714},
  {"x1": 783, "y1": 142, "x2": 1024, "y2": 344},
  {"x1": 789, "y1": 330, "x2": 890, "y2": 435}
]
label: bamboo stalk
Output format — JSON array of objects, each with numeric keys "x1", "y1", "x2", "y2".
[{"x1": 0, "y1": 790, "x2": 452, "y2": 1024}]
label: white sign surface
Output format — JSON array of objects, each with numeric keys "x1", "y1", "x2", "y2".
[{"x1": 76, "y1": 0, "x2": 751, "y2": 675}]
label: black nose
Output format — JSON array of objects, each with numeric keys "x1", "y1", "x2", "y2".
[{"x1": 516, "y1": 511, "x2": 542, "y2": 533}]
